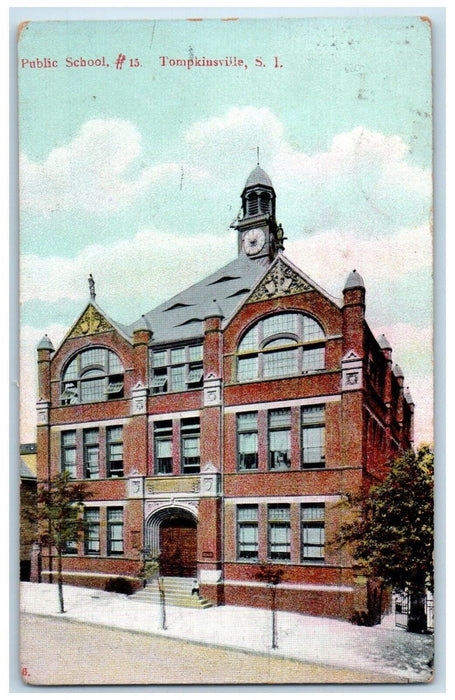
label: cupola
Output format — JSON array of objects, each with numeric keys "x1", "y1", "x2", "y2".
[
  {"x1": 233, "y1": 162, "x2": 284, "y2": 262},
  {"x1": 241, "y1": 165, "x2": 276, "y2": 220}
]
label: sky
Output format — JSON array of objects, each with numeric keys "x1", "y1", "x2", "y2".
[{"x1": 17, "y1": 16, "x2": 433, "y2": 444}]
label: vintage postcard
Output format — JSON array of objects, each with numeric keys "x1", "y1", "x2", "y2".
[{"x1": 18, "y1": 15, "x2": 434, "y2": 686}]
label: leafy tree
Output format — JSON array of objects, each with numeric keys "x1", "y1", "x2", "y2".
[
  {"x1": 339, "y1": 445, "x2": 434, "y2": 633},
  {"x1": 25, "y1": 471, "x2": 91, "y2": 613}
]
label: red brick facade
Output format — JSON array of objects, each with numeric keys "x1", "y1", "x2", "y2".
[{"x1": 34, "y1": 170, "x2": 414, "y2": 620}]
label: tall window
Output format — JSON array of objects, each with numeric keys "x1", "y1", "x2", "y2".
[
  {"x1": 236, "y1": 312, "x2": 325, "y2": 382},
  {"x1": 237, "y1": 412, "x2": 258, "y2": 471},
  {"x1": 245, "y1": 190, "x2": 272, "y2": 217},
  {"x1": 154, "y1": 421, "x2": 173, "y2": 474},
  {"x1": 268, "y1": 505, "x2": 291, "y2": 560},
  {"x1": 107, "y1": 426, "x2": 123, "y2": 477},
  {"x1": 150, "y1": 344, "x2": 203, "y2": 394},
  {"x1": 107, "y1": 507, "x2": 124, "y2": 555},
  {"x1": 84, "y1": 508, "x2": 100, "y2": 555},
  {"x1": 83, "y1": 428, "x2": 99, "y2": 479},
  {"x1": 268, "y1": 409, "x2": 291, "y2": 470},
  {"x1": 61, "y1": 348, "x2": 124, "y2": 405},
  {"x1": 301, "y1": 405, "x2": 325, "y2": 468},
  {"x1": 237, "y1": 505, "x2": 258, "y2": 560},
  {"x1": 181, "y1": 418, "x2": 200, "y2": 474},
  {"x1": 301, "y1": 504, "x2": 325, "y2": 561},
  {"x1": 61, "y1": 430, "x2": 76, "y2": 478}
]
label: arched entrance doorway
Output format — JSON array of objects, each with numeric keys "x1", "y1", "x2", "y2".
[
  {"x1": 145, "y1": 505, "x2": 198, "y2": 578},
  {"x1": 159, "y1": 515, "x2": 197, "y2": 577}
]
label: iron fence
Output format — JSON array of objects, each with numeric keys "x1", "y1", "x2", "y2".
[{"x1": 394, "y1": 591, "x2": 434, "y2": 632}]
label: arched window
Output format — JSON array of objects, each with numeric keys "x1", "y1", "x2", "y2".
[
  {"x1": 236, "y1": 312, "x2": 325, "y2": 382},
  {"x1": 246, "y1": 192, "x2": 259, "y2": 217},
  {"x1": 245, "y1": 190, "x2": 272, "y2": 217},
  {"x1": 60, "y1": 347, "x2": 124, "y2": 405}
]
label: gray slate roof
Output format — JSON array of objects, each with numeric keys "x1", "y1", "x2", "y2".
[
  {"x1": 129, "y1": 253, "x2": 269, "y2": 344},
  {"x1": 244, "y1": 165, "x2": 274, "y2": 189}
]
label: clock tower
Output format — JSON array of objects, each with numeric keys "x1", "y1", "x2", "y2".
[{"x1": 233, "y1": 165, "x2": 285, "y2": 261}]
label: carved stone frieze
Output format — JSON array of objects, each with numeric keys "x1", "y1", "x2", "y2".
[
  {"x1": 248, "y1": 259, "x2": 313, "y2": 302},
  {"x1": 68, "y1": 304, "x2": 113, "y2": 338},
  {"x1": 145, "y1": 476, "x2": 200, "y2": 495},
  {"x1": 144, "y1": 498, "x2": 199, "y2": 518}
]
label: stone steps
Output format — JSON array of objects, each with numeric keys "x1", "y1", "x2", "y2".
[{"x1": 131, "y1": 577, "x2": 212, "y2": 609}]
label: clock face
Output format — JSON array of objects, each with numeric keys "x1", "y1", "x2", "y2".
[{"x1": 243, "y1": 228, "x2": 266, "y2": 255}]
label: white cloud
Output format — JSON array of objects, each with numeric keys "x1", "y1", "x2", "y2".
[
  {"x1": 21, "y1": 221, "x2": 431, "y2": 310},
  {"x1": 20, "y1": 110, "x2": 432, "y2": 237},
  {"x1": 185, "y1": 106, "x2": 284, "y2": 177},
  {"x1": 286, "y1": 224, "x2": 432, "y2": 297},
  {"x1": 181, "y1": 110, "x2": 432, "y2": 235},
  {"x1": 20, "y1": 228, "x2": 236, "y2": 305},
  {"x1": 183, "y1": 110, "x2": 431, "y2": 203},
  {"x1": 272, "y1": 127, "x2": 431, "y2": 196},
  {"x1": 20, "y1": 119, "x2": 204, "y2": 215}
]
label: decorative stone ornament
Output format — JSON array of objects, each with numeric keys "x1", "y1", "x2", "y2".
[
  {"x1": 248, "y1": 258, "x2": 313, "y2": 302},
  {"x1": 36, "y1": 400, "x2": 50, "y2": 425},
  {"x1": 68, "y1": 304, "x2": 113, "y2": 338},
  {"x1": 203, "y1": 375, "x2": 222, "y2": 406},
  {"x1": 144, "y1": 499, "x2": 199, "y2": 519},
  {"x1": 131, "y1": 381, "x2": 148, "y2": 414},
  {"x1": 200, "y1": 461, "x2": 221, "y2": 497},
  {"x1": 200, "y1": 473, "x2": 221, "y2": 497},
  {"x1": 128, "y1": 473, "x2": 144, "y2": 498},
  {"x1": 341, "y1": 349, "x2": 363, "y2": 391}
]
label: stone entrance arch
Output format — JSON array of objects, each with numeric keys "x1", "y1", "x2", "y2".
[{"x1": 145, "y1": 505, "x2": 198, "y2": 578}]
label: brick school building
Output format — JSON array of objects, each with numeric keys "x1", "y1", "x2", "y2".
[{"x1": 33, "y1": 166, "x2": 414, "y2": 620}]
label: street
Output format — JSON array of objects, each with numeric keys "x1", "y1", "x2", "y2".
[{"x1": 20, "y1": 613, "x2": 399, "y2": 686}]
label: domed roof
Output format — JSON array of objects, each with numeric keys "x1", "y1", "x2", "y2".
[
  {"x1": 244, "y1": 165, "x2": 273, "y2": 190},
  {"x1": 343, "y1": 269, "x2": 365, "y2": 291},
  {"x1": 377, "y1": 334, "x2": 392, "y2": 351},
  {"x1": 132, "y1": 315, "x2": 152, "y2": 333},
  {"x1": 404, "y1": 387, "x2": 415, "y2": 405},
  {"x1": 393, "y1": 363, "x2": 404, "y2": 378},
  {"x1": 37, "y1": 334, "x2": 54, "y2": 352}
]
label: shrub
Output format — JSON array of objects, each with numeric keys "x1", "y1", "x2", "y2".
[{"x1": 104, "y1": 577, "x2": 134, "y2": 595}]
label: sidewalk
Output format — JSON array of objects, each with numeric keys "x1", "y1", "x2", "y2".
[{"x1": 20, "y1": 582, "x2": 433, "y2": 683}]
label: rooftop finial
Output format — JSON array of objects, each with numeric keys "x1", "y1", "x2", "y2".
[
  {"x1": 256, "y1": 146, "x2": 260, "y2": 166},
  {"x1": 88, "y1": 273, "x2": 96, "y2": 300}
]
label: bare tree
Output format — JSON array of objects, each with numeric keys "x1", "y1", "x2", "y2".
[{"x1": 256, "y1": 562, "x2": 286, "y2": 649}]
